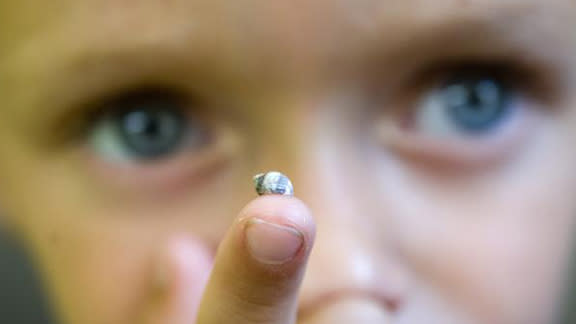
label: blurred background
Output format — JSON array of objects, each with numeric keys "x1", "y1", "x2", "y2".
[{"x1": 0, "y1": 228, "x2": 56, "y2": 324}]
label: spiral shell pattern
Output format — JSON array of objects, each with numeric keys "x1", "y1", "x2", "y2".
[{"x1": 253, "y1": 171, "x2": 294, "y2": 196}]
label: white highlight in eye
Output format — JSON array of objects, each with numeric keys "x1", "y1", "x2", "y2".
[
  {"x1": 415, "y1": 88, "x2": 464, "y2": 138},
  {"x1": 90, "y1": 118, "x2": 133, "y2": 162}
]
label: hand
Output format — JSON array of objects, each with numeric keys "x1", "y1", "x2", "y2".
[{"x1": 142, "y1": 195, "x2": 316, "y2": 324}]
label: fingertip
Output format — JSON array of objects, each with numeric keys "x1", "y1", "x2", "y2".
[
  {"x1": 196, "y1": 196, "x2": 316, "y2": 324},
  {"x1": 238, "y1": 195, "x2": 316, "y2": 242}
]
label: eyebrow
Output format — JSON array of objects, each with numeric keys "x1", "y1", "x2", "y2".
[
  {"x1": 347, "y1": 3, "x2": 576, "y2": 98},
  {"x1": 3, "y1": 34, "x2": 243, "y2": 123},
  {"x1": 5, "y1": 0, "x2": 575, "y2": 128},
  {"x1": 366, "y1": 3, "x2": 574, "y2": 65}
]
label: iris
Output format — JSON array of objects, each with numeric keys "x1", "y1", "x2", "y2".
[{"x1": 440, "y1": 76, "x2": 512, "y2": 134}]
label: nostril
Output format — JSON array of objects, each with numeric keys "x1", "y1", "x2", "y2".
[
  {"x1": 298, "y1": 296, "x2": 393, "y2": 323},
  {"x1": 298, "y1": 289, "x2": 402, "y2": 323},
  {"x1": 385, "y1": 293, "x2": 403, "y2": 313},
  {"x1": 379, "y1": 293, "x2": 405, "y2": 317}
]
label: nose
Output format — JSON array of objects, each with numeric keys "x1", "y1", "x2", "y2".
[
  {"x1": 252, "y1": 95, "x2": 412, "y2": 322},
  {"x1": 288, "y1": 158, "x2": 412, "y2": 323}
]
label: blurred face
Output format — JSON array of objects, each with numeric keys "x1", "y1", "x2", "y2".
[{"x1": 1, "y1": 0, "x2": 576, "y2": 323}]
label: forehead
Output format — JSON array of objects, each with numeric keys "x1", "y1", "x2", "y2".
[
  {"x1": 1, "y1": 0, "x2": 575, "y2": 95},
  {"x1": 3, "y1": 0, "x2": 574, "y2": 53}
]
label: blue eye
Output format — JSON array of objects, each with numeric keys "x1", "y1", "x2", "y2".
[
  {"x1": 89, "y1": 91, "x2": 207, "y2": 162},
  {"x1": 414, "y1": 75, "x2": 515, "y2": 138}
]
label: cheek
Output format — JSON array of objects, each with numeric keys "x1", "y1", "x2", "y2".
[
  {"x1": 0, "y1": 109, "x2": 258, "y2": 323},
  {"x1": 26, "y1": 207, "x2": 222, "y2": 324},
  {"x1": 401, "y1": 211, "x2": 571, "y2": 324},
  {"x1": 385, "y1": 128, "x2": 576, "y2": 322},
  {"x1": 0, "y1": 159, "x2": 247, "y2": 324},
  {"x1": 32, "y1": 224, "x2": 155, "y2": 324}
]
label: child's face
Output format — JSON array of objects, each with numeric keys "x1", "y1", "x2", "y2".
[{"x1": 1, "y1": 0, "x2": 576, "y2": 323}]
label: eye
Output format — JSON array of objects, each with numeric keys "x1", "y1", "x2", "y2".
[
  {"x1": 411, "y1": 73, "x2": 515, "y2": 139},
  {"x1": 380, "y1": 66, "x2": 540, "y2": 166},
  {"x1": 88, "y1": 89, "x2": 210, "y2": 163}
]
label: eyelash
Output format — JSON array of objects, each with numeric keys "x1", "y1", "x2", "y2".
[
  {"x1": 376, "y1": 60, "x2": 545, "y2": 167},
  {"x1": 51, "y1": 85, "x2": 187, "y2": 146},
  {"x1": 57, "y1": 59, "x2": 548, "y2": 151},
  {"x1": 407, "y1": 61, "x2": 534, "y2": 101}
]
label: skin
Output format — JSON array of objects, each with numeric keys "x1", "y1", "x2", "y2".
[{"x1": 1, "y1": 0, "x2": 576, "y2": 323}]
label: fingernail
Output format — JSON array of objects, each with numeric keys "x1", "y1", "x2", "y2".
[{"x1": 245, "y1": 218, "x2": 304, "y2": 265}]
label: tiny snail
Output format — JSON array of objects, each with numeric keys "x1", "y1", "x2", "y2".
[{"x1": 253, "y1": 171, "x2": 294, "y2": 196}]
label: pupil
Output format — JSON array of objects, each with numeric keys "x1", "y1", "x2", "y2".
[
  {"x1": 142, "y1": 117, "x2": 159, "y2": 138},
  {"x1": 442, "y1": 77, "x2": 511, "y2": 134},
  {"x1": 116, "y1": 106, "x2": 187, "y2": 159}
]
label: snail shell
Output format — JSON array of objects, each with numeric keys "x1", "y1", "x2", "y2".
[{"x1": 253, "y1": 171, "x2": 294, "y2": 196}]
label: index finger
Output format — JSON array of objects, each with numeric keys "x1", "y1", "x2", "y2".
[{"x1": 196, "y1": 195, "x2": 316, "y2": 324}]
